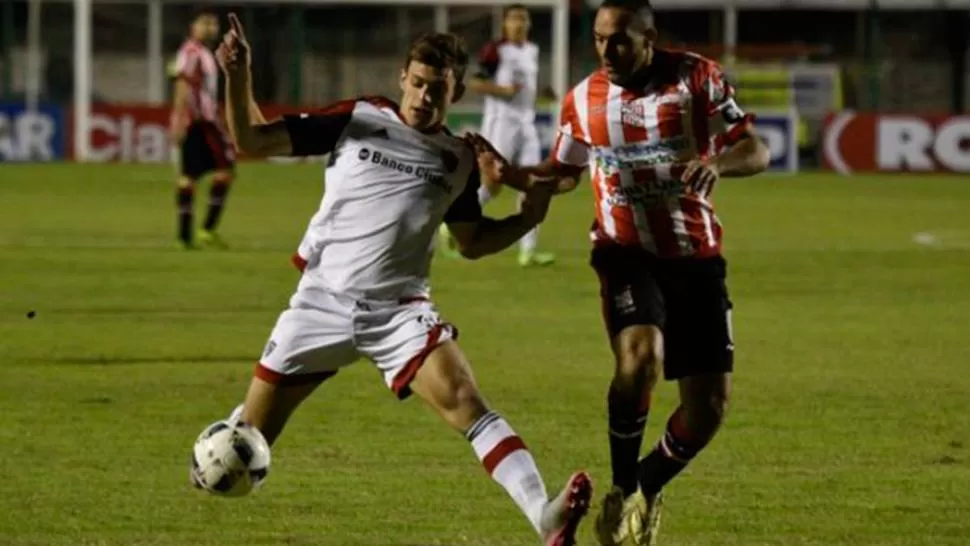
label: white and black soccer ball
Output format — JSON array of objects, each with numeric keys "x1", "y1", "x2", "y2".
[{"x1": 191, "y1": 420, "x2": 270, "y2": 497}]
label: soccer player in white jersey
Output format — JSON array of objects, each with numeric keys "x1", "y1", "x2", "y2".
[
  {"x1": 170, "y1": 8, "x2": 236, "y2": 250},
  {"x1": 209, "y1": 15, "x2": 591, "y2": 546},
  {"x1": 440, "y1": 4, "x2": 555, "y2": 266}
]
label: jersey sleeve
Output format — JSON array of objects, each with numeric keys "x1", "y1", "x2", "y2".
[
  {"x1": 551, "y1": 89, "x2": 591, "y2": 167},
  {"x1": 444, "y1": 167, "x2": 483, "y2": 225},
  {"x1": 474, "y1": 42, "x2": 500, "y2": 79},
  {"x1": 173, "y1": 47, "x2": 202, "y2": 85},
  {"x1": 695, "y1": 62, "x2": 755, "y2": 147},
  {"x1": 282, "y1": 99, "x2": 357, "y2": 156}
]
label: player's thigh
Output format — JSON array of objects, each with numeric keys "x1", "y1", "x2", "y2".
[
  {"x1": 258, "y1": 304, "x2": 359, "y2": 384},
  {"x1": 660, "y1": 256, "x2": 734, "y2": 381},
  {"x1": 204, "y1": 122, "x2": 236, "y2": 173},
  {"x1": 180, "y1": 122, "x2": 210, "y2": 179},
  {"x1": 354, "y1": 300, "x2": 459, "y2": 400},
  {"x1": 591, "y1": 245, "x2": 666, "y2": 378},
  {"x1": 247, "y1": 303, "x2": 359, "y2": 437},
  {"x1": 181, "y1": 122, "x2": 234, "y2": 179}
]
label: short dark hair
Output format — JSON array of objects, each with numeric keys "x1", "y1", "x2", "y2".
[
  {"x1": 503, "y1": 3, "x2": 528, "y2": 17},
  {"x1": 405, "y1": 33, "x2": 470, "y2": 82},
  {"x1": 191, "y1": 6, "x2": 218, "y2": 22},
  {"x1": 599, "y1": 0, "x2": 654, "y2": 27}
]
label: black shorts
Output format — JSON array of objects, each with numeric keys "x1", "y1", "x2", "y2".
[
  {"x1": 591, "y1": 245, "x2": 734, "y2": 380},
  {"x1": 180, "y1": 121, "x2": 234, "y2": 179}
]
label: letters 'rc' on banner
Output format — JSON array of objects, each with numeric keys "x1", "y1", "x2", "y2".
[{"x1": 823, "y1": 112, "x2": 970, "y2": 174}]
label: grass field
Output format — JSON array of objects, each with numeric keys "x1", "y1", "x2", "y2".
[{"x1": 1, "y1": 163, "x2": 969, "y2": 546}]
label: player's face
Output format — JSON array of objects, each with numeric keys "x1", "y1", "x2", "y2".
[
  {"x1": 503, "y1": 8, "x2": 531, "y2": 42},
  {"x1": 593, "y1": 7, "x2": 655, "y2": 84},
  {"x1": 399, "y1": 61, "x2": 461, "y2": 130},
  {"x1": 192, "y1": 14, "x2": 220, "y2": 45}
]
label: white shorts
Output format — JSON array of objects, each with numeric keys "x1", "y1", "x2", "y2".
[
  {"x1": 482, "y1": 118, "x2": 541, "y2": 167},
  {"x1": 257, "y1": 284, "x2": 457, "y2": 399}
]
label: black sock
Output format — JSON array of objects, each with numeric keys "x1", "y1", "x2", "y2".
[
  {"x1": 203, "y1": 180, "x2": 231, "y2": 232},
  {"x1": 176, "y1": 186, "x2": 195, "y2": 243},
  {"x1": 608, "y1": 385, "x2": 649, "y2": 496},
  {"x1": 638, "y1": 407, "x2": 707, "y2": 496}
]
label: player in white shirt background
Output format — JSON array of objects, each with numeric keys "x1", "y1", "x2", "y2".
[
  {"x1": 441, "y1": 4, "x2": 556, "y2": 267},
  {"x1": 209, "y1": 14, "x2": 592, "y2": 546}
]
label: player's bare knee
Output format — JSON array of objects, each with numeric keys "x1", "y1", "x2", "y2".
[
  {"x1": 177, "y1": 177, "x2": 194, "y2": 189},
  {"x1": 613, "y1": 325, "x2": 663, "y2": 387}
]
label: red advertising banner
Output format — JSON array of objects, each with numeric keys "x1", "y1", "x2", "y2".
[
  {"x1": 822, "y1": 112, "x2": 970, "y2": 174},
  {"x1": 68, "y1": 104, "x2": 307, "y2": 162}
]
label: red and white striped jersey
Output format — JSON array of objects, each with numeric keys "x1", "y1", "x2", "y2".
[
  {"x1": 173, "y1": 39, "x2": 220, "y2": 123},
  {"x1": 552, "y1": 49, "x2": 754, "y2": 258}
]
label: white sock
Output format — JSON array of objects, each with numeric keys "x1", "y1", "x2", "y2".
[
  {"x1": 516, "y1": 192, "x2": 538, "y2": 254},
  {"x1": 228, "y1": 404, "x2": 244, "y2": 424},
  {"x1": 466, "y1": 411, "x2": 549, "y2": 535},
  {"x1": 477, "y1": 185, "x2": 494, "y2": 207}
]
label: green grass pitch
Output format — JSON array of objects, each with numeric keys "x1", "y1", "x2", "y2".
[{"x1": 1, "y1": 163, "x2": 969, "y2": 545}]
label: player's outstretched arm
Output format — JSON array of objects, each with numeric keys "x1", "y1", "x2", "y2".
[
  {"x1": 218, "y1": 13, "x2": 292, "y2": 157},
  {"x1": 465, "y1": 133, "x2": 583, "y2": 194},
  {"x1": 443, "y1": 169, "x2": 553, "y2": 260}
]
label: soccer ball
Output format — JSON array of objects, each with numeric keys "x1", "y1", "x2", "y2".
[{"x1": 191, "y1": 420, "x2": 270, "y2": 497}]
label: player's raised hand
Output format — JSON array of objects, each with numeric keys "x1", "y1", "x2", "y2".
[
  {"x1": 465, "y1": 132, "x2": 569, "y2": 193},
  {"x1": 680, "y1": 157, "x2": 720, "y2": 197},
  {"x1": 465, "y1": 133, "x2": 510, "y2": 185},
  {"x1": 216, "y1": 13, "x2": 251, "y2": 76}
]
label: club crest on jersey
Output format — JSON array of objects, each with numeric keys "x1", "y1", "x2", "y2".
[{"x1": 620, "y1": 102, "x2": 647, "y2": 128}]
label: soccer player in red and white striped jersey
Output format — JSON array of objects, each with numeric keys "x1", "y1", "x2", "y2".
[
  {"x1": 469, "y1": 1, "x2": 770, "y2": 543},
  {"x1": 170, "y1": 8, "x2": 236, "y2": 250}
]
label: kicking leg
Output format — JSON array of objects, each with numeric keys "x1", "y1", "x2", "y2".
[
  {"x1": 409, "y1": 340, "x2": 591, "y2": 545},
  {"x1": 235, "y1": 370, "x2": 333, "y2": 446},
  {"x1": 234, "y1": 299, "x2": 358, "y2": 445},
  {"x1": 176, "y1": 177, "x2": 196, "y2": 249}
]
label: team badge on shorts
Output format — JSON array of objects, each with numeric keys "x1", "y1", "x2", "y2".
[
  {"x1": 416, "y1": 313, "x2": 440, "y2": 331},
  {"x1": 614, "y1": 286, "x2": 636, "y2": 315}
]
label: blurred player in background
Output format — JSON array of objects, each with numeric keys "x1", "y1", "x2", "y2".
[
  {"x1": 471, "y1": 0, "x2": 771, "y2": 543},
  {"x1": 440, "y1": 4, "x2": 555, "y2": 267},
  {"x1": 170, "y1": 8, "x2": 236, "y2": 250},
  {"x1": 213, "y1": 14, "x2": 591, "y2": 545}
]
